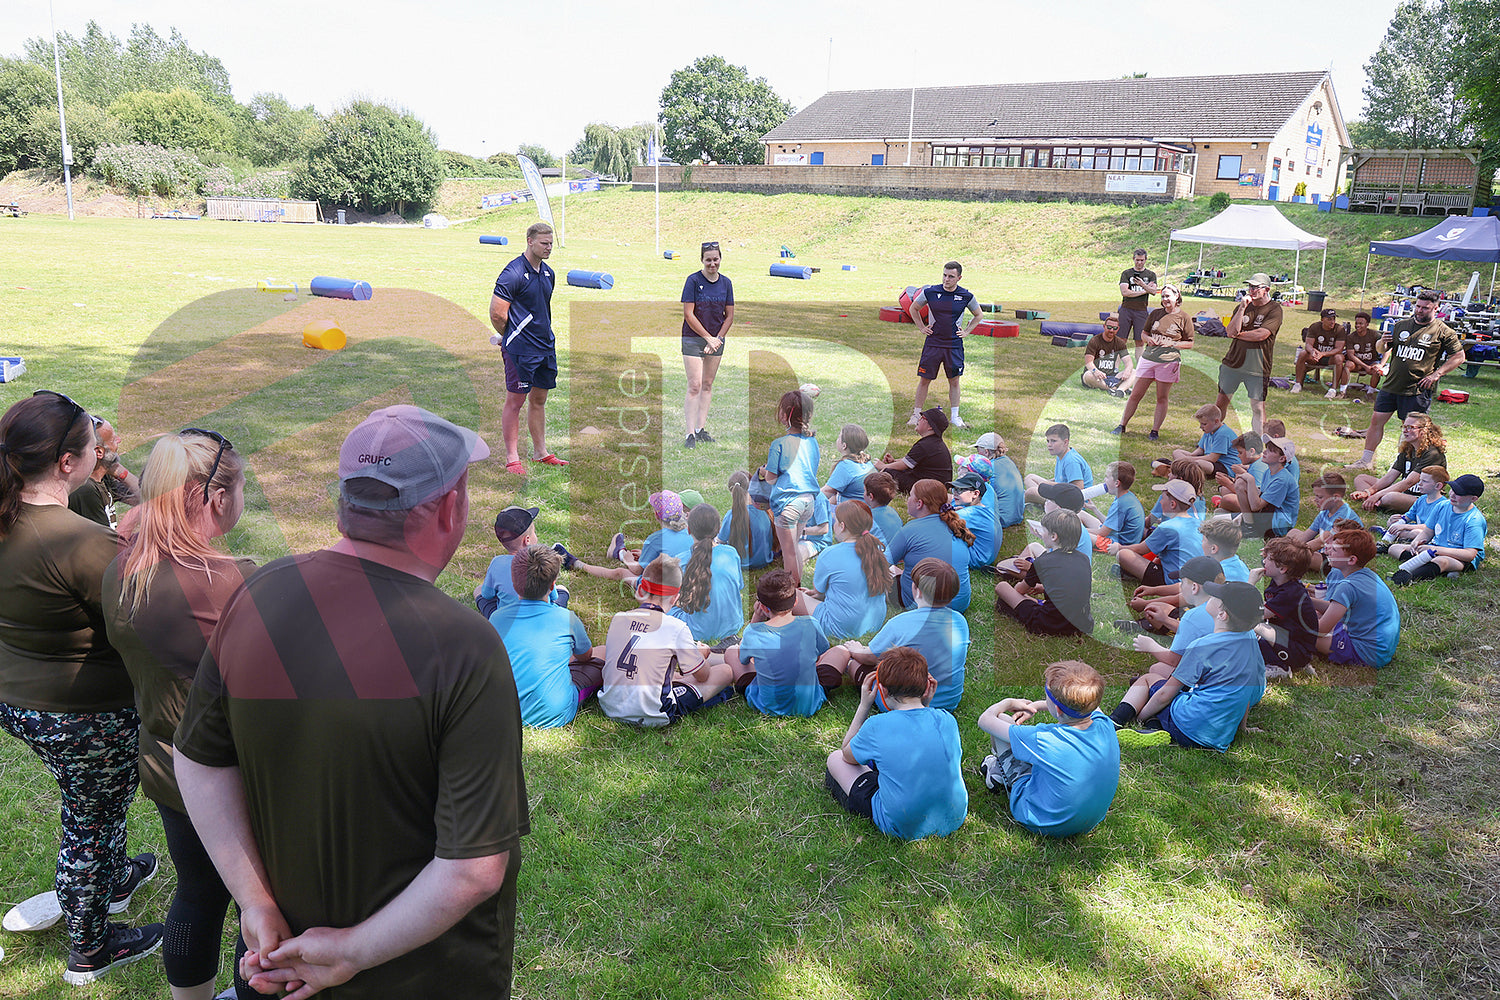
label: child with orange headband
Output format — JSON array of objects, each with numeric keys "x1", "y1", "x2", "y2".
[{"x1": 596, "y1": 555, "x2": 734, "y2": 726}]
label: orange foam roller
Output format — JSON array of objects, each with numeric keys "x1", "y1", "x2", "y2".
[{"x1": 302, "y1": 319, "x2": 346, "y2": 351}]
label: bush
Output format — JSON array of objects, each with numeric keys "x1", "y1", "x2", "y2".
[
  {"x1": 201, "y1": 169, "x2": 292, "y2": 199},
  {"x1": 440, "y1": 149, "x2": 489, "y2": 178},
  {"x1": 486, "y1": 151, "x2": 520, "y2": 174},
  {"x1": 291, "y1": 100, "x2": 443, "y2": 216},
  {"x1": 1208, "y1": 191, "x2": 1232, "y2": 213},
  {"x1": 91, "y1": 142, "x2": 208, "y2": 197},
  {"x1": 108, "y1": 88, "x2": 236, "y2": 154}
]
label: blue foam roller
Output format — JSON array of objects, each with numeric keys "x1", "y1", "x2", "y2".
[
  {"x1": 769, "y1": 264, "x2": 814, "y2": 280},
  {"x1": 479, "y1": 235, "x2": 509, "y2": 245},
  {"x1": 1039, "y1": 321, "x2": 1104, "y2": 338},
  {"x1": 567, "y1": 270, "x2": 614, "y2": 290},
  {"x1": 663, "y1": 251, "x2": 678, "y2": 259},
  {"x1": 842, "y1": 264, "x2": 856, "y2": 271},
  {"x1": 309, "y1": 276, "x2": 373, "y2": 301}
]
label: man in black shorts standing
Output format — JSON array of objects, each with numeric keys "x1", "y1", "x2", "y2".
[
  {"x1": 907, "y1": 261, "x2": 982, "y2": 430},
  {"x1": 490, "y1": 222, "x2": 566, "y2": 475},
  {"x1": 176, "y1": 405, "x2": 528, "y2": 1000},
  {"x1": 1119, "y1": 248, "x2": 1158, "y2": 364},
  {"x1": 1215, "y1": 273, "x2": 1282, "y2": 438},
  {"x1": 1349, "y1": 289, "x2": 1466, "y2": 469}
]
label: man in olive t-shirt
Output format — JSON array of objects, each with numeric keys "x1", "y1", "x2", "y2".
[
  {"x1": 67, "y1": 419, "x2": 140, "y2": 530},
  {"x1": 176, "y1": 406, "x2": 528, "y2": 1000},
  {"x1": 1215, "y1": 273, "x2": 1283, "y2": 437},
  {"x1": 1350, "y1": 290, "x2": 1466, "y2": 469}
]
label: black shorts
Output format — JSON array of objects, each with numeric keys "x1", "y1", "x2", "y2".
[
  {"x1": 504, "y1": 350, "x2": 558, "y2": 394},
  {"x1": 918, "y1": 342, "x2": 964, "y2": 380},
  {"x1": 662, "y1": 682, "x2": 733, "y2": 722},
  {"x1": 1373, "y1": 389, "x2": 1431, "y2": 418},
  {"x1": 826, "y1": 766, "x2": 877, "y2": 818},
  {"x1": 681, "y1": 335, "x2": 725, "y2": 359},
  {"x1": 1000, "y1": 596, "x2": 1083, "y2": 636},
  {"x1": 1119, "y1": 308, "x2": 1149, "y2": 343}
]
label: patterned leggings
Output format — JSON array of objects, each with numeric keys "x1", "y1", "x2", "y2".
[{"x1": 0, "y1": 703, "x2": 140, "y2": 953}]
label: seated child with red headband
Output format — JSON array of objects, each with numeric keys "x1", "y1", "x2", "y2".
[{"x1": 595, "y1": 554, "x2": 735, "y2": 726}]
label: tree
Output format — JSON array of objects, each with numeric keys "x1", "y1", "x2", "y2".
[
  {"x1": 516, "y1": 143, "x2": 556, "y2": 168},
  {"x1": 109, "y1": 88, "x2": 235, "y2": 154},
  {"x1": 24, "y1": 101, "x2": 129, "y2": 178},
  {"x1": 0, "y1": 58, "x2": 55, "y2": 174},
  {"x1": 659, "y1": 56, "x2": 793, "y2": 164},
  {"x1": 23, "y1": 21, "x2": 231, "y2": 110},
  {"x1": 1447, "y1": 0, "x2": 1500, "y2": 178},
  {"x1": 291, "y1": 100, "x2": 443, "y2": 216},
  {"x1": 1360, "y1": 0, "x2": 1471, "y2": 147},
  {"x1": 243, "y1": 92, "x2": 321, "y2": 166},
  {"x1": 570, "y1": 122, "x2": 650, "y2": 179}
]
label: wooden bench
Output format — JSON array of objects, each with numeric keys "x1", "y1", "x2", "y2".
[
  {"x1": 1, "y1": 203, "x2": 25, "y2": 218},
  {"x1": 1424, "y1": 191, "x2": 1471, "y2": 215}
]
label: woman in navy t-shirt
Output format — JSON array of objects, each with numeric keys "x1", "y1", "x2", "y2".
[{"x1": 681, "y1": 240, "x2": 734, "y2": 449}]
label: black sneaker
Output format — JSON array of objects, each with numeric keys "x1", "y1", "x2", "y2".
[
  {"x1": 1147, "y1": 430, "x2": 1159, "y2": 441},
  {"x1": 695, "y1": 428, "x2": 715, "y2": 444},
  {"x1": 683, "y1": 434, "x2": 696, "y2": 449},
  {"x1": 1113, "y1": 619, "x2": 1145, "y2": 635},
  {"x1": 63, "y1": 922, "x2": 164, "y2": 984},
  {"x1": 108, "y1": 853, "x2": 158, "y2": 914},
  {"x1": 551, "y1": 542, "x2": 578, "y2": 570},
  {"x1": 1391, "y1": 569, "x2": 1413, "y2": 587}
]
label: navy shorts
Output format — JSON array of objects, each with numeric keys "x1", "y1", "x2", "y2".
[
  {"x1": 1145, "y1": 680, "x2": 1214, "y2": 749},
  {"x1": 662, "y1": 682, "x2": 733, "y2": 722},
  {"x1": 503, "y1": 350, "x2": 557, "y2": 394},
  {"x1": 918, "y1": 342, "x2": 964, "y2": 380},
  {"x1": 1372, "y1": 389, "x2": 1431, "y2": 418},
  {"x1": 1119, "y1": 308, "x2": 1149, "y2": 343}
]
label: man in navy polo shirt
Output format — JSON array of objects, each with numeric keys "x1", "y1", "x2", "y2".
[
  {"x1": 907, "y1": 260, "x2": 982, "y2": 430},
  {"x1": 489, "y1": 222, "x2": 567, "y2": 475}
]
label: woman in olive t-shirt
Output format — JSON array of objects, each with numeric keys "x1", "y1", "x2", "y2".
[
  {"x1": 1351, "y1": 413, "x2": 1447, "y2": 514},
  {"x1": 106, "y1": 429, "x2": 255, "y2": 1000},
  {"x1": 0, "y1": 392, "x2": 163, "y2": 977},
  {"x1": 1116, "y1": 286, "x2": 1195, "y2": 439}
]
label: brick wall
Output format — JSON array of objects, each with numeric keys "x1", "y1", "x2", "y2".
[{"x1": 631, "y1": 163, "x2": 1193, "y2": 204}]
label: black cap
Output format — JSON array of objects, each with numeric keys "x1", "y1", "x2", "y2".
[
  {"x1": 1450, "y1": 473, "x2": 1485, "y2": 498},
  {"x1": 1179, "y1": 555, "x2": 1225, "y2": 584},
  {"x1": 1038, "y1": 481, "x2": 1084, "y2": 512},
  {"x1": 1201, "y1": 581, "x2": 1264, "y2": 624},
  {"x1": 493, "y1": 505, "x2": 539, "y2": 541},
  {"x1": 921, "y1": 407, "x2": 949, "y2": 434}
]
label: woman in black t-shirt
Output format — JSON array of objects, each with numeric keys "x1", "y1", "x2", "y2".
[
  {"x1": 1351, "y1": 413, "x2": 1445, "y2": 514},
  {"x1": 680, "y1": 241, "x2": 734, "y2": 448}
]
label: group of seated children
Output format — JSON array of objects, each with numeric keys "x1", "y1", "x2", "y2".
[{"x1": 470, "y1": 390, "x2": 1482, "y2": 844}]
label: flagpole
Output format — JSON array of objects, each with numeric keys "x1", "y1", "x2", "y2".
[
  {"x1": 560, "y1": 152, "x2": 567, "y2": 248},
  {"x1": 49, "y1": 1, "x2": 74, "y2": 221},
  {"x1": 654, "y1": 122, "x2": 661, "y2": 257}
]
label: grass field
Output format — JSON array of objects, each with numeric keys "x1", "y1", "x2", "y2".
[{"x1": 0, "y1": 189, "x2": 1497, "y2": 999}]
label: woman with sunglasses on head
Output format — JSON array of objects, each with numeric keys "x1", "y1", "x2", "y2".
[
  {"x1": 104, "y1": 429, "x2": 256, "y2": 1000},
  {"x1": 0, "y1": 391, "x2": 164, "y2": 984},
  {"x1": 680, "y1": 239, "x2": 734, "y2": 448}
]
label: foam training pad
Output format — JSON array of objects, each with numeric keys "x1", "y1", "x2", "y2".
[{"x1": 1039, "y1": 321, "x2": 1104, "y2": 338}]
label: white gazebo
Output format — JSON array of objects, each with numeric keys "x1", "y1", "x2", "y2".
[{"x1": 1166, "y1": 205, "x2": 1330, "y2": 291}]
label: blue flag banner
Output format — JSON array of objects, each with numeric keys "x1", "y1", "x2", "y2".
[
  {"x1": 480, "y1": 189, "x2": 532, "y2": 209},
  {"x1": 647, "y1": 133, "x2": 659, "y2": 167},
  {"x1": 517, "y1": 155, "x2": 554, "y2": 226}
]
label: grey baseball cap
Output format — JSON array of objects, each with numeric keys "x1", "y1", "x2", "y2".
[{"x1": 339, "y1": 405, "x2": 489, "y2": 510}]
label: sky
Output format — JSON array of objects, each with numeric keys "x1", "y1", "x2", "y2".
[{"x1": 12, "y1": 0, "x2": 1402, "y2": 158}]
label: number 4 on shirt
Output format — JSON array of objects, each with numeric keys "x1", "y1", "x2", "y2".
[{"x1": 615, "y1": 635, "x2": 640, "y2": 679}]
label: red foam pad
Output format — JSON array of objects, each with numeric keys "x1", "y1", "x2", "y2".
[
  {"x1": 897, "y1": 290, "x2": 929, "y2": 323},
  {"x1": 878, "y1": 306, "x2": 905, "y2": 322},
  {"x1": 972, "y1": 320, "x2": 1020, "y2": 338}
]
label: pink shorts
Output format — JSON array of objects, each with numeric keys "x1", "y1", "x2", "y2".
[{"x1": 1135, "y1": 358, "x2": 1181, "y2": 383}]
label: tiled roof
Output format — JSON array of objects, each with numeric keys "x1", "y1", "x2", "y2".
[{"x1": 762, "y1": 72, "x2": 1330, "y2": 143}]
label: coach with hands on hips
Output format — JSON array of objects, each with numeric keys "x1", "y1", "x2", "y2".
[
  {"x1": 907, "y1": 261, "x2": 982, "y2": 430},
  {"x1": 680, "y1": 240, "x2": 734, "y2": 449},
  {"x1": 490, "y1": 222, "x2": 567, "y2": 475}
]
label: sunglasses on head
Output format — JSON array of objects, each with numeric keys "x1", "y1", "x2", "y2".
[
  {"x1": 32, "y1": 390, "x2": 87, "y2": 463},
  {"x1": 181, "y1": 428, "x2": 233, "y2": 505}
]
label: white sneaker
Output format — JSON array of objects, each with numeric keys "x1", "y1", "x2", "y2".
[
  {"x1": 906, "y1": 412, "x2": 920, "y2": 427},
  {"x1": 979, "y1": 753, "x2": 1003, "y2": 791},
  {"x1": 1266, "y1": 665, "x2": 1293, "y2": 681},
  {"x1": 950, "y1": 416, "x2": 969, "y2": 429},
  {"x1": 1289, "y1": 382, "x2": 1302, "y2": 394},
  {"x1": 1325, "y1": 387, "x2": 1339, "y2": 399}
]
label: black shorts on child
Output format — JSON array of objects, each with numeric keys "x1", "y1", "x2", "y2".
[{"x1": 825, "y1": 767, "x2": 877, "y2": 818}]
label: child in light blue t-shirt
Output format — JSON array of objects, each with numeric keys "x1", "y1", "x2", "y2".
[
  {"x1": 799, "y1": 500, "x2": 890, "y2": 642},
  {"x1": 1024, "y1": 422, "x2": 1093, "y2": 504},
  {"x1": 1315, "y1": 529, "x2": 1401, "y2": 668},
  {"x1": 951, "y1": 469, "x2": 998, "y2": 566},
  {"x1": 1213, "y1": 432, "x2": 1270, "y2": 514},
  {"x1": 822, "y1": 424, "x2": 877, "y2": 504},
  {"x1": 862, "y1": 470, "x2": 905, "y2": 547},
  {"x1": 761, "y1": 389, "x2": 821, "y2": 583},
  {"x1": 971, "y1": 432, "x2": 1025, "y2": 528},
  {"x1": 825, "y1": 646, "x2": 968, "y2": 840},
  {"x1": 1162, "y1": 403, "x2": 1237, "y2": 480},
  {"x1": 671, "y1": 504, "x2": 747, "y2": 644},
  {"x1": 978, "y1": 660, "x2": 1120, "y2": 837},
  {"x1": 476, "y1": 505, "x2": 569, "y2": 617},
  {"x1": 1235, "y1": 437, "x2": 1299, "y2": 538},
  {"x1": 819, "y1": 558, "x2": 970, "y2": 711},
  {"x1": 718, "y1": 471, "x2": 776, "y2": 569},
  {"x1": 1080, "y1": 461, "x2": 1145, "y2": 548},
  {"x1": 728, "y1": 570, "x2": 831, "y2": 716},
  {"x1": 489, "y1": 545, "x2": 600, "y2": 728},
  {"x1": 1288, "y1": 474, "x2": 1361, "y2": 556},
  {"x1": 1110, "y1": 581, "x2": 1267, "y2": 752}
]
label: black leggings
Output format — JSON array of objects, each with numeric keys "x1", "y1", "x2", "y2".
[{"x1": 158, "y1": 801, "x2": 254, "y2": 994}]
